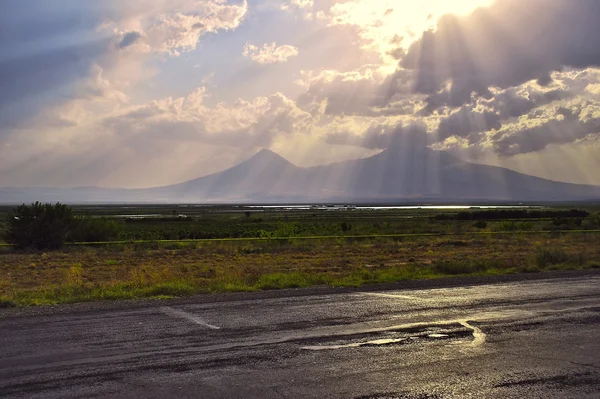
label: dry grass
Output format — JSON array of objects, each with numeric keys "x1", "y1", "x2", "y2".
[{"x1": 1, "y1": 233, "x2": 599, "y2": 306}]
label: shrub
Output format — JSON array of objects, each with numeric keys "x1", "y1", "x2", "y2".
[
  {"x1": 0, "y1": 299, "x2": 16, "y2": 308},
  {"x1": 473, "y1": 220, "x2": 488, "y2": 229},
  {"x1": 496, "y1": 221, "x2": 517, "y2": 232},
  {"x1": 3, "y1": 203, "x2": 125, "y2": 249},
  {"x1": 254, "y1": 272, "x2": 311, "y2": 290},
  {"x1": 535, "y1": 248, "x2": 569, "y2": 267},
  {"x1": 431, "y1": 259, "x2": 489, "y2": 275},
  {"x1": 582, "y1": 213, "x2": 600, "y2": 229},
  {"x1": 68, "y1": 217, "x2": 122, "y2": 242},
  {"x1": 274, "y1": 222, "x2": 299, "y2": 237},
  {"x1": 516, "y1": 221, "x2": 534, "y2": 231},
  {"x1": 5, "y1": 202, "x2": 74, "y2": 250}
]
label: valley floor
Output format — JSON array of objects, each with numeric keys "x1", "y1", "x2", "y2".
[{"x1": 1, "y1": 231, "x2": 599, "y2": 306}]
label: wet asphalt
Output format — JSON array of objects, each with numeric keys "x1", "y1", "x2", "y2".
[{"x1": 1, "y1": 270, "x2": 600, "y2": 398}]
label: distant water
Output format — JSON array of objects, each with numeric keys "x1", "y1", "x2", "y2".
[{"x1": 246, "y1": 205, "x2": 540, "y2": 211}]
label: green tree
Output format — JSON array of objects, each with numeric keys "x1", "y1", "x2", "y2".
[{"x1": 5, "y1": 202, "x2": 74, "y2": 250}]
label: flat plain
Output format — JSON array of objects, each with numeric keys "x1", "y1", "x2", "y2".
[{"x1": 1, "y1": 204, "x2": 599, "y2": 306}]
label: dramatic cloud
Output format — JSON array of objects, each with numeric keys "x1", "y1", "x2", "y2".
[
  {"x1": 102, "y1": 87, "x2": 312, "y2": 148},
  {"x1": 326, "y1": 121, "x2": 431, "y2": 150},
  {"x1": 297, "y1": 67, "x2": 423, "y2": 117},
  {"x1": 0, "y1": 0, "x2": 248, "y2": 130},
  {"x1": 402, "y1": 0, "x2": 600, "y2": 109},
  {"x1": 435, "y1": 82, "x2": 574, "y2": 141},
  {"x1": 435, "y1": 69, "x2": 600, "y2": 153},
  {"x1": 1, "y1": 0, "x2": 600, "y2": 187},
  {"x1": 0, "y1": 2, "x2": 111, "y2": 128},
  {"x1": 491, "y1": 100, "x2": 600, "y2": 156},
  {"x1": 103, "y1": 0, "x2": 248, "y2": 56},
  {"x1": 243, "y1": 42, "x2": 299, "y2": 64}
]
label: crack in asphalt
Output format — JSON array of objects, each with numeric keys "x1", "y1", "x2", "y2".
[{"x1": 504, "y1": 350, "x2": 600, "y2": 370}]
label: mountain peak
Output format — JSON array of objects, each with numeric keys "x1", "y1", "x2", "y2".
[
  {"x1": 253, "y1": 148, "x2": 279, "y2": 158},
  {"x1": 244, "y1": 148, "x2": 290, "y2": 164},
  {"x1": 227, "y1": 148, "x2": 295, "y2": 170}
]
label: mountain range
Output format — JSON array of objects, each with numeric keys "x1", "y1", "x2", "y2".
[{"x1": 2, "y1": 147, "x2": 600, "y2": 204}]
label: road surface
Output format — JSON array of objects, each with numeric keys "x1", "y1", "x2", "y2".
[{"x1": 1, "y1": 271, "x2": 600, "y2": 398}]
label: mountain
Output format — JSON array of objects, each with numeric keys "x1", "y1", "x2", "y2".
[
  {"x1": 147, "y1": 149, "x2": 303, "y2": 201},
  {"x1": 2, "y1": 148, "x2": 600, "y2": 203}
]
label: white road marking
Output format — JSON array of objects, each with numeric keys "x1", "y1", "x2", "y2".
[{"x1": 160, "y1": 306, "x2": 221, "y2": 330}]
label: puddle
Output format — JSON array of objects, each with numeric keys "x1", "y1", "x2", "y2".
[
  {"x1": 427, "y1": 334, "x2": 449, "y2": 339},
  {"x1": 459, "y1": 320, "x2": 486, "y2": 346},
  {"x1": 301, "y1": 323, "x2": 475, "y2": 351},
  {"x1": 356, "y1": 394, "x2": 445, "y2": 399},
  {"x1": 303, "y1": 338, "x2": 407, "y2": 351}
]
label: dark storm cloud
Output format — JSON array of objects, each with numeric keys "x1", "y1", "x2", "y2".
[
  {"x1": 435, "y1": 85, "x2": 573, "y2": 141},
  {"x1": 0, "y1": 42, "x2": 109, "y2": 128},
  {"x1": 493, "y1": 105, "x2": 600, "y2": 156},
  {"x1": 437, "y1": 107, "x2": 500, "y2": 141},
  {"x1": 401, "y1": 0, "x2": 600, "y2": 110},
  {"x1": 0, "y1": 1, "x2": 110, "y2": 129},
  {"x1": 326, "y1": 121, "x2": 430, "y2": 150},
  {"x1": 297, "y1": 68, "x2": 419, "y2": 117},
  {"x1": 118, "y1": 31, "x2": 143, "y2": 49}
]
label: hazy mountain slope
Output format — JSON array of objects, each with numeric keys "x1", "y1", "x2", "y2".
[
  {"x1": 1, "y1": 148, "x2": 600, "y2": 203},
  {"x1": 142, "y1": 149, "x2": 305, "y2": 201},
  {"x1": 149, "y1": 147, "x2": 600, "y2": 202}
]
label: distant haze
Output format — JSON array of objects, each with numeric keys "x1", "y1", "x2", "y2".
[{"x1": 1, "y1": 149, "x2": 599, "y2": 204}]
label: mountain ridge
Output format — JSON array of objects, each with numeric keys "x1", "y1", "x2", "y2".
[{"x1": 1, "y1": 148, "x2": 600, "y2": 203}]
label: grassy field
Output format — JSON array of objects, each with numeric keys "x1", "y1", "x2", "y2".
[{"x1": 1, "y1": 204, "x2": 600, "y2": 307}]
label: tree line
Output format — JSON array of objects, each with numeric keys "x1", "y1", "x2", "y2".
[{"x1": 4, "y1": 202, "x2": 120, "y2": 249}]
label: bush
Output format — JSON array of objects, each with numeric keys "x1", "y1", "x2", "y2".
[
  {"x1": 0, "y1": 299, "x2": 16, "y2": 308},
  {"x1": 516, "y1": 221, "x2": 534, "y2": 231},
  {"x1": 582, "y1": 213, "x2": 600, "y2": 229},
  {"x1": 5, "y1": 202, "x2": 74, "y2": 250},
  {"x1": 68, "y1": 217, "x2": 122, "y2": 242},
  {"x1": 496, "y1": 221, "x2": 517, "y2": 232},
  {"x1": 535, "y1": 248, "x2": 569, "y2": 267},
  {"x1": 3, "y1": 203, "x2": 125, "y2": 249},
  {"x1": 473, "y1": 220, "x2": 488, "y2": 229},
  {"x1": 431, "y1": 259, "x2": 489, "y2": 275}
]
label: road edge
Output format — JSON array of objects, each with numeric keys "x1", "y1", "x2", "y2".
[{"x1": 2, "y1": 268, "x2": 600, "y2": 319}]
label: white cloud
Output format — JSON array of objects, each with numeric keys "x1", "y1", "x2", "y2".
[
  {"x1": 0, "y1": 84, "x2": 317, "y2": 186},
  {"x1": 280, "y1": 0, "x2": 316, "y2": 16},
  {"x1": 105, "y1": 0, "x2": 248, "y2": 56},
  {"x1": 297, "y1": 66, "x2": 423, "y2": 116},
  {"x1": 243, "y1": 42, "x2": 299, "y2": 64}
]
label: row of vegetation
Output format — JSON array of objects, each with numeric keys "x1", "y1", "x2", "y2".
[
  {"x1": 434, "y1": 209, "x2": 591, "y2": 220},
  {"x1": 1, "y1": 202, "x2": 599, "y2": 307},
  {"x1": 3, "y1": 203, "x2": 600, "y2": 248}
]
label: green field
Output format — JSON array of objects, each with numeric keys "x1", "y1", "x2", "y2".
[{"x1": 1, "y1": 203, "x2": 600, "y2": 307}]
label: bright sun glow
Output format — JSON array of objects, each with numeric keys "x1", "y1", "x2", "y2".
[{"x1": 329, "y1": 0, "x2": 494, "y2": 63}]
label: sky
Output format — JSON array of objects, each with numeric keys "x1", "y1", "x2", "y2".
[{"x1": 1, "y1": 0, "x2": 599, "y2": 188}]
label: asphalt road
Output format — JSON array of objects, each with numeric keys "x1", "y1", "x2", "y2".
[{"x1": 1, "y1": 271, "x2": 600, "y2": 398}]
